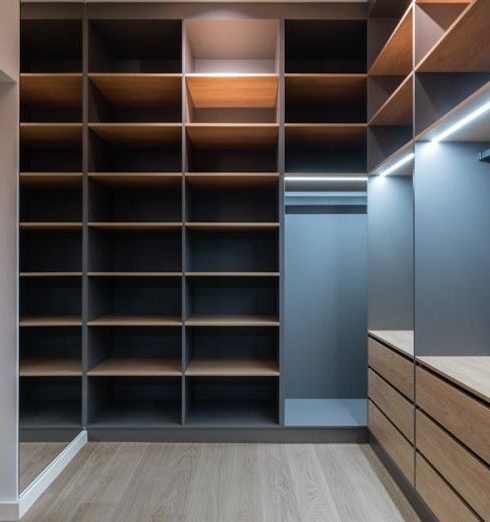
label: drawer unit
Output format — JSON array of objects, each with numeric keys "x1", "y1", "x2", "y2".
[
  {"x1": 368, "y1": 368, "x2": 413, "y2": 442},
  {"x1": 368, "y1": 401, "x2": 414, "y2": 483},
  {"x1": 416, "y1": 409, "x2": 490, "y2": 519},
  {"x1": 416, "y1": 453, "x2": 479, "y2": 522},
  {"x1": 368, "y1": 337, "x2": 413, "y2": 400},
  {"x1": 416, "y1": 366, "x2": 490, "y2": 464}
]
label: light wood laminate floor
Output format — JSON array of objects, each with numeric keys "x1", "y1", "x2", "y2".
[
  {"x1": 20, "y1": 442, "x2": 68, "y2": 492},
  {"x1": 23, "y1": 443, "x2": 419, "y2": 522}
]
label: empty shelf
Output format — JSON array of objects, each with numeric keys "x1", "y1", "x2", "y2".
[
  {"x1": 20, "y1": 172, "x2": 82, "y2": 187},
  {"x1": 369, "y1": 5, "x2": 413, "y2": 76},
  {"x1": 369, "y1": 73, "x2": 413, "y2": 126},
  {"x1": 88, "y1": 272, "x2": 182, "y2": 277},
  {"x1": 88, "y1": 222, "x2": 182, "y2": 230},
  {"x1": 20, "y1": 401, "x2": 81, "y2": 429},
  {"x1": 88, "y1": 401, "x2": 181, "y2": 428},
  {"x1": 20, "y1": 358, "x2": 81, "y2": 377},
  {"x1": 20, "y1": 272, "x2": 82, "y2": 277},
  {"x1": 20, "y1": 73, "x2": 82, "y2": 107},
  {"x1": 186, "y1": 314, "x2": 280, "y2": 327},
  {"x1": 20, "y1": 315, "x2": 82, "y2": 327},
  {"x1": 186, "y1": 358, "x2": 279, "y2": 377},
  {"x1": 185, "y1": 222, "x2": 279, "y2": 231},
  {"x1": 186, "y1": 74, "x2": 278, "y2": 109},
  {"x1": 88, "y1": 358, "x2": 181, "y2": 377},
  {"x1": 20, "y1": 222, "x2": 82, "y2": 231},
  {"x1": 285, "y1": 399, "x2": 367, "y2": 427},
  {"x1": 89, "y1": 172, "x2": 182, "y2": 187},
  {"x1": 369, "y1": 330, "x2": 414, "y2": 358},
  {"x1": 185, "y1": 172, "x2": 279, "y2": 188},
  {"x1": 88, "y1": 314, "x2": 182, "y2": 326},
  {"x1": 89, "y1": 73, "x2": 182, "y2": 106},
  {"x1": 185, "y1": 272, "x2": 279, "y2": 277},
  {"x1": 285, "y1": 123, "x2": 367, "y2": 145},
  {"x1": 89, "y1": 123, "x2": 182, "y2": 146},
  {"x1": 417, "y1": 0, "x2": 490, "y2": 72},
  {"x1": 20, "y1": 123, "x2": 82, "y2": 146},
  {"x1": 186, "y1": 123, "x2": 278, "y2": 148},
  {"x1": 186, "y1": 400, "x2": 276, "y2": 426}
]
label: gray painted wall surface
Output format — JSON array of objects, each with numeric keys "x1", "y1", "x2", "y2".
[
  {"x1": 414, "y1": 141, "x2": 490, "y2": 356},
  {"x1": 368, "y1": 176, "x2": 413, "y2": 330},
  {"x1": 284, "y1": 206, "x2": 367, "y2": 399}
]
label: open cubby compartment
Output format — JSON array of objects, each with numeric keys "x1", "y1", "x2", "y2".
[
  {"x1": 20, "y1": 377, "x2": 82, "y2": 428},
  {"x1": 185, "y1": 377, "x2": 278, "y2": 426},
  {"x1": 20, "y1": 276, "x2": 82, "y2": 320},
  {"x1": 88, "y1": 326, "x2": 181, "y2": 372},
  {"x1": 88, "y1": 128, "x2": 181, "y2": 173},
  {"x1": 21, "y1": 141, "x2": 82, "y2": 173},
  {"x1": 185, "y1": 182, "x2": 278, "y2": 223},
  {"x1": 88, "y1": 75, "x2": 182, "y2": 123},
  {"x1": 368, "y1": 75, "x2": 413, "y2": 126},
  {"x1": 285, "y1": 75, "x2": 367, "y2": 124},
  {"x1": 368, "y1": 126, "x2": 413, "y2": 172},
  {"x1": 285, "y1": 126, "x2": 367, "y2": 173},
  {"x1": 88, "y1": 377, "x2": 181, "y2": 427},
  {"x1": 20, "y1": 183, "x2": 82, "y2": 223},
  {"x1": 88, "y1": 276, "x2": 182, "y2": 322},
  {"x1": 21, "y1": 19, "x2": 82, "y2": 73},
  {"x1": 88, "y1": 176, "x2": 182, "y2": 222},
  {"x1": 185, "y1": 326, "x2": 279, "y2": 373},
  {"x1": 88, "y1": 228, "x2": 181, "y2": 273},
  {"x1": 88, "y1": 20, "x2": 181, "y2": 73},
  {"x1": 186, "y1": 228, "x2": 279, "y2": 273},
  {"x1": 369, "y1": 0, "x2": 411, "y2": 18},
  {"x1": 20, "y1": 229, "x2": 82, "y2": 273},
  {"x1": 414, "y1": 1, "x2": 471, "y2": 70},
  {"x1": 285, "y1": 20, "x2": 366, "y2": 73},
  {"x1": 186, "y1": 276, "x2": 279, "y2": 320}
]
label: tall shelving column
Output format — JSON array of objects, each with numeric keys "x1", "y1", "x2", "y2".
[
  {"x1": 85, "y1": 18, "x2": 184, "y2": 430},
  {"x1": 183, "y1": 19, "x2": 281, "y2": 426},
  {"x1": 19, "y1": 11, "x2": 84, "y2": 436}
]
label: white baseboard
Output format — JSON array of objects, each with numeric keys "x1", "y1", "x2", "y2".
[{"x1": 0, "y1": 430, "x2": 87, "y2": 520}]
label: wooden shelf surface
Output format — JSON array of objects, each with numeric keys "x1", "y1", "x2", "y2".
[
  {"x1": 417, "y1": 356, "x2": 490, "y2": 403},
  {"x1": 186, "y1": 314, "x2": 280, "y2": 327},
  {"x1": 416, "y1": 0, "x2": 490, "y2": 72},
  {"x1": 88, "y1": 222, "x2": 182, "y2": 231},
  {"x1": 20, "y1": 315, "x2": 82, "y2": 327},
  {"x1": 89, "y1": 73, "x2": 182, "y2": 107},
  {"x1": 185, "y1": 172, "x2": 278, "y2": 188},
  {"x1": 20, "y1": 172, "x2": 82, "y2": 187},
  {"x1": 369, "y1": 73, "x2": 413, "y2": 127},
  {"x1": 285, "y1": 73, "x2": 367, "y2": 105},
  {"x1": 285, "y1": 123, "x2": 367, "y2": 145},
  {"x1": 186, "y1": 123, "x2": 278, "y2": 148},
  {"x1": 20, "y1": 73, "x2": 82, "y2": 107},
  {"x1": 369, "y1": 5, "x2": 413, "y2": 76},
  {"x1": 20, "y1": 358, "x2": 81, "y2": 377},
  {"x1": 20, "y1": 123, "x2": 82, "y2": 146},
  {"x1": 185, "y1": 222, "x2": 279, "y2": 231},
  {"x1": 185, "y1": 272, "x2": 279, "y2": 277},
  {"x1": 88, "y1": 172, "x2": 182, "y2": 187},
  {"x1": 20, "y1": 272, "x2": 82, "y2": 277},
  {"x1": 186, "y1": 358, "x2": 279, "y2": 377},
  {"x1": 368, "y1": 330, "x2": 414, "y2": 358},
  {"x1": 89, "y1": 123, "x2": 182, "y2": 146},
  {"x1": 88, "y1": 357, "x2": 182, "y2": 377},
  {"x1": 88, "y1": 272, "x2": 182, "y2": 277},
  {"x1": 88, "y1": 314, "x2": 182, "y2": 327},
  {"x1": 186, "y1": 74, "x2": 278, "y2": 109},
  {"x1": 20, "y1": 222, "x2": 83, "y2": 231}
]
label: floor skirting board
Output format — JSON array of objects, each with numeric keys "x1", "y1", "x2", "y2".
[
  {"x1": 87, "y1": 427, "x2": 368, "y2": 443},
  {"x1": 369, "y1": 434, "x2": 436, "y2": 522}
]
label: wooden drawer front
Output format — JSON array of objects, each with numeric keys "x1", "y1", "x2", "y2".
[
  {"x1": 368, "y1": 401, "x2": 414, "y2": 483},
  {"x1": 416, "y1": 410, "x2": 490, "y2": 519},
  {"x1": 416, "y1": 366, "x2": 490, "y2": 464},
  {"x1": 368, "y1": 369, "x2": 414, "y2": 442},
  {"x1": 416, "y1": 453, "x2": 479, "y2": 522},
  {"x1": 368, "y1": 338, "x2": 413, "y2": 400}
]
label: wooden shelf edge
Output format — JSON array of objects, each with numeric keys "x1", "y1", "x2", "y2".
[
  {"x1": 185, "y1": 358, "x2": 279, "y2": 377},
  {"x1": 88, "y1": 357, "x2": 182, "y2": 377},
  {"x1": 369, "y1": 72, "x2": 413, "y2": 126}
]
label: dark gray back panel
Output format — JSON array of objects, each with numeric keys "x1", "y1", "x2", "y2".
[
  {"x1": 414, "y1": 141, "x2": 490, "y2": 356},
  {"x1": 368, "y1": 176, "x2": 413, "y2": 330},
  {"x1": 284, "y1": 205, "x2": 367, "y2": 398}
]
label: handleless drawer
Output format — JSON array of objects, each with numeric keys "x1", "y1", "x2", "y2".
[
  {"x1": 416, "y1": 409, "x2": 490, "y2": 519},
  {"x1": 368, "y1": 337, "x2": 413, "y2": 400},
  {"x1": 416, "y1": 366, "x2": 490, "y2": 464},
  {"x1": 368, "y1": 369, "x2": 413, "y2": 442},
  {"x1": 416, "y1": 453, "x2": 479, "y2": 522},
  {"x1": 368, "y1": 401, "x2": 414, "y2": 483}
]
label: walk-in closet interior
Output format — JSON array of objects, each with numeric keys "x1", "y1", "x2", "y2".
[{"x1": 0, "y1": 0, "x2": 488, "y2": 519}]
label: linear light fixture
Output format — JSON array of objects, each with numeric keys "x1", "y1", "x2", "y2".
[
  {"x1": 432, "y1": 98, "x2": 490, "y2": 143},
  {"x1": 285, "y1": 176, "x2": 367, "y2": 182},
  {"x1": 377, "y1": 152, "x2": 414, "y2": 177}
]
